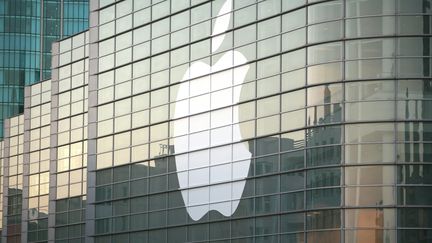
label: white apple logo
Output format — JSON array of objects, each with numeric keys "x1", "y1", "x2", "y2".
[{"x1": 173, "y1": 0, "x2": 251, "y2": 221}]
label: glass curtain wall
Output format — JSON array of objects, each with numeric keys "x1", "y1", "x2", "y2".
[
  {"x1": 2, "y1": 115, "x2": 24, "y2": 243},
  {"x1": 88, "y1": 0, "x2": 432, "y2": 242},
  {"x1": 22, "y1": 80, "x2": 51, "y2": 243},
  {"x1": 50, "y1": 32, "x2": 89, "y2": 243}
]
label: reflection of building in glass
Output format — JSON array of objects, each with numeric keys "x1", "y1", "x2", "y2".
[
  {"x1": 0, "y1": 30, "x2": 89, "y2": 242},
  {"x1": 0, "y1": 0, "x2": 431, "y2": 242},
  {"x1": 50, "y1": 32, "x2": 89, "y2": 243},
  {"x1": 2, "y1": 115, "x2": 24, "y2": 243}
]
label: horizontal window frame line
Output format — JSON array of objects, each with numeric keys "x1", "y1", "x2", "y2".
[{"x1": 93, "y1": 34, "x2": 432, "y2": 87}]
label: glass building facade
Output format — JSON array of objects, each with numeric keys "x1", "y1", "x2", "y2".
[
  {"x1": 87, "y1": 0, "x2": 432, "y2": 242},
  {"x1": 0, "y1": 0, "x2": 89, "y2": 138},
  {"x1": 0, "y1": 0, "x2": 431, "y2": 242},
  {"x1": 2, "y1": 115, "x2": 25, "y2": 243},
  {"x1": 50, "y1": 31, "x2": 88, "y2": 243},
  {"x1": 0, "y1": 30, "x2": 89, "y2": 243}
]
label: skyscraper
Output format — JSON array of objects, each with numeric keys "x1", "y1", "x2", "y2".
[
  {"x1": 1, "y1": 0, "x2": 432, "y2": 243},
  {"x1": 0, "y1": 0, "x2": 89, "y2": 138}
]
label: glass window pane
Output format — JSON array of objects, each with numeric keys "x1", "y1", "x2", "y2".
[
  {"x1": 346, "y1": 165, "x2": 395, "y2": 185},
  {"x1": 345, "y1": 230, "x2": 396, "y2": 243},
  {"x1": 281, "y1": 193, "x2": 304, "y2": 217},
  {"x1": 346, "y1": 58, "x2": 395, "y2": 79},
  {"x1": 398, "y1": 186, "x2": 432, "y2": 205},
  {"x1": 282, "y1": 9, "x2": 306, "y2": 32},
  {"x1": 345, "y1": 186, "x2": 395, "y2": 206},
  {"x1": 345, "y1": 81, "x2": 395, "y2": 101},
  {"x1": 281, "y1": 150, "x2": 304, "y2": 172},
  {"x1": 308, "y1": 62, "x2": 342, "y2": 85},
  {"x1": 345, "y1": 144, "x2": 395, "y2": 164},
  {"x1": 398, "y1": 208, "x2": 432, "y2": 228},
  {"x1": 307, "y1": 146, "x2": 341, "y2": 167},
  {"x1": 281, "y1": 172, "x2": 304, "y2": 192},
  {"x1": 307, "y1": 231, "x2": 341, "y2": 243},
  {"x1": 307, "y1": 168, "x2": 341, "y2": 188},
  {"x1": 398, "y1": 164, "x2": 432, "y2": 184},
  {"x1": 308, "y1": 42, "x2": 342, "y2": 65},
  {"x1": 306, "y1": 209, "x2": 341, "y2": 230},
  {"x1": 307, "y1": 188, "x2": 341, "y2": 209},
  {"x1": 308, "y1": 21, "x2": 343, "y2": 43},
  {"x1": 345, "y1": 101, "x2": 395, "y2": 121},
  {"x1": 345, "y1": 123, "x2": 395, "y2": 143},
  {"x1": 346, "y1": 16, "x2": 395, "y2": 38},
  {"x1": 346, "y1": 0, "x2": 396, "y2": 17},
  {"x1": 346, "y1": 39, "x2": 395, "y2": 60},
  {"x1": 308, "y1": 0, "x2": 342, "y2": 24},
  {"x1": 281, "y1": 213, "x2": 304, "y2": 233}
]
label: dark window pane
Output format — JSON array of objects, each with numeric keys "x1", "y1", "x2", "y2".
[
  {"x1": 398, "y1": 186, "x2": 432, "y2": 205},
  {"x1": 398, "y1": 208, "x2": 432, "y2": 228},
  {"x1": 149, "y1": 229, "x2": 166, "y2": 243},
  {"x1": 307, "y1": 209, "x2": 341, "y2": 230},
  {"x1": 281, "y1": 192, "x2": 304, "y2": 212},
  {"x1": 130, "y1": 196, "x2": 147, "y2": 213},
  {"x1": 149, "y1": 211, "x2": 166, "y2": 228},
  {"x1": 255, "y1": 195, "x2": 279, "y2": 215},
  {"x1": 95, "y1": 218, "x2": 111, "y2": 234},
  {"x1": 113, "y1": 216, "x2": 129, "y2": 232},
  {"x1": 96, "y1": 169, "x2": 112, "y2": 185},
  {"x1": 188, "y1": 223, "x2": 208, "y2": 242},
  {"x1": 130, "y1": 232, "x2": 147, "y2": 243},
  {"x1": 307, "y1": 168, "x2": 341, "y2": 188},
  {"x1": 168, "y1": 208, "x2": 187, "y2": 226},
  {"x1": 397, "y1": 143, "x2": 432, "y2": 163},
  {"x1": 398, "y1": 165, "x2": 432, "y2": 184},
  {"x1": 256, "y1": 136, "x2": 279, "y2": 156},
  {"x1": 306, "y1": 126, "x2": 342, "y2": 147},
  {"x1": 256, "y1": 215, "x2": 278, "y2": 235},
  {"x1": 307, "y1": 188, "x2": 341, "y2": 209},
  {"x1": 113, "y1": 199, "x2": 129, "y2": 216},
  {"x1": 113, "y1": 166, "x2": 129, "y2": 182},
  {"x1": 130, "y1": 178, "x2": 148, "y2": 196},
  {"x1": 232, "y1": 218, "x2": 254, "y2": 238},
  {"x1": 281, "y1": 172, "x2": 304, "y2": 192},
  {"x1": 397, "y1": 122, "x2": 432, "y2": 142},
  {"x1": 281, "y1": 150, "x2": 304, "y2": 171},
  {"x1": 131, "y1": 162, "x2": 148, "y2": 179},
  {"x1": 112, "y1": 182, "x2": 129, "y2": 199},
  {"x1": 281, "y1": 233, "x2": 305, "y2": 243},
  {"x1": 167, "y1": 226, "x2": 187, "y2": 243},
  {"x1": 95, "y1": 185, "x2": 112, "y2": 202},
  {"x1": 255, "y1": 155, "x2": 279, "y2": 175},
  {"x1": 233, "y1": 198, "x2": 254, "y2": 218},
  {"x1": 95, "y1": 202, "x2": 112, "y2": 218},
  {"x1": 130, "y1": 213, "x2": 148, "y2": 230},
  {"x1": 281, "y1": 212, "x2": 304, "y2": 233},
  {"x1": 307, "y1": 145, "x2": 341, "y2": 167},
  {"x1": 149, "y1": 194, "x2": 167, "y2": 211},
  {"x1": 398, "y1": 229, "x2": 432, "y2": 243},
  {"x1": 149, "y1": 175, "x2": 167, "y2": 193},
  {"x1": 256, "y1": 175, "x2": 279, "y2": 195}
]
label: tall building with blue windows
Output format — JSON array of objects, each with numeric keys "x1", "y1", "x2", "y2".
[{"x1": 0, "y1": 0, "x2": 88, "y2": 138}]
